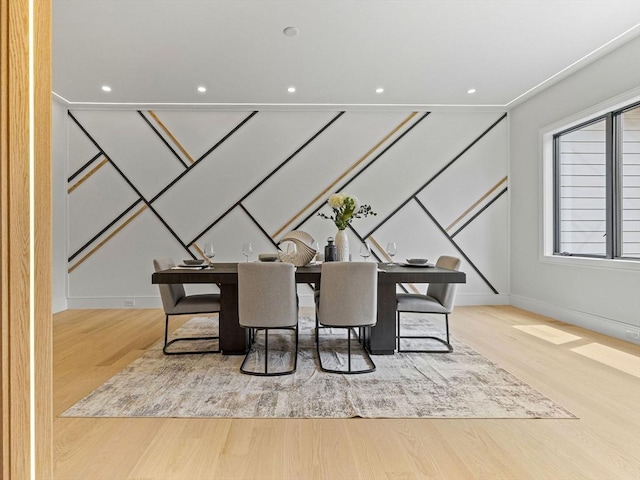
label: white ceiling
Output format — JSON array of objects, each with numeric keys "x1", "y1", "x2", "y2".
[{"x1": 53, "y1": 0, "x2": 640, "y2": 108}]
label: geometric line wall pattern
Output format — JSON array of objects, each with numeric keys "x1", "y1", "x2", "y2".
[
  {"x1": 358, "y1": 113, "x2": 508, "y2": 294},
  {"x1": 189, "y1": 111, "x2": 346, "y2": 246},
  {"x1": 288, "y1": 112, "x2": 430, "y2": 235},
  {"x1": 66, "y1": 110, "x2": 258, "y2": 269},
  {"x1": 144, "y1": 110, "x2": 195, "y2": 166},
  {"x1": 64, "y1": 109, "x2": 509, "y2": 303},
  {"x1": 274, "y1": 111, "x2": 423, "y2": 238},
  {"x1": 67, "y1": 157, "x2": 108, "y2": 194}
]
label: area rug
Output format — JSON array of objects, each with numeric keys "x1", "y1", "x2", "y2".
[{"x1": 61, "y1": 316, "x2": 575, "y2": 419}]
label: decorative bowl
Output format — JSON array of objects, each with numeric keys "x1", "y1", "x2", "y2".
[
  {"x1": 183, "y1": 259, "x2": 205, "y2": 265},
  {"x1": 258, "y1": 253, "x2": 279, "y2": 262},
  {"x1": 406, "y1": 258, "x2": 428, "y2": 265},
  {"x1": 277, "y1": 230, "x2": 317, "y2": 267}
]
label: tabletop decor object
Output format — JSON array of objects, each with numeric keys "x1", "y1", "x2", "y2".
[
  {"x1": 183, "y1": 259, "x2": 205, "y2": 266},
  {"x1": 406, "y1": 258, "x2": 429, "y2": 265},
  {"x1": 257, "y1": 253, "x2": 278, "y2": 262},
  {"x1": 318, "y1": 193, "x2": 376, "y2": 262},
  {"x1": 278, "y1": 230, "x2": 317, "y2": 266}
]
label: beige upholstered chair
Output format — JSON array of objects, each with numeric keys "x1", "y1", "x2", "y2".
[
  {"x1": 238, "y1": 262, "x2": 299, "y2": 376},
  {"x1": 396, "y1": 255, "x2": 461, "y2": 353},
  {"x1": 153, "y1": 257, "x2": 221, "y2": 355},
  {"x1": 315, "y1": 262, "x2": 378, "y2": 374}
]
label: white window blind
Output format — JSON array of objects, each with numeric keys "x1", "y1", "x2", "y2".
[
  {"x1": 621, "y1": 107, "x2": 640, "y2": 257},
  {"x1": 558, "y1": 120, "x2": 607, "y2": 256}
]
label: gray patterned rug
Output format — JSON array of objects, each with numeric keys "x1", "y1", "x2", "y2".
[{"x1": 61, "y1": 316, "x2": 575, "y2": 419}]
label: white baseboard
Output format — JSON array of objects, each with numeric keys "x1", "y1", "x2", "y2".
[
  {"x1": 67, "y1": 296, "x2": 163, "y2": 309},
  {"x1": 52, "y1": 297, "x2": 68, "y2": 314},
  {"x1": 510, "y1": 294, "x2": 640, "y2": 345},
  {"x1": 456, "y1": 294, "x2": 510, "y2": 306}
]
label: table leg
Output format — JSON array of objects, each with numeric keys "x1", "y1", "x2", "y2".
[
  {"x1": 369, "y1": 281, "x2": 396, "y2": 355},
  {"x1": 219, "y1": 283, "x2": 248, "y2": 355}
]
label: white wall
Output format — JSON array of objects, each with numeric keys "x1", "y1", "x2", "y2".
[
  {"x1": 52, "y1": 99, "x2": 68, "y2": 313},
  {"x1": 509, "y1": 36, "x2": 640, "y2": 342},
  {"x1": 55, "y1": 108, "x2": 510, "y2": 308}
]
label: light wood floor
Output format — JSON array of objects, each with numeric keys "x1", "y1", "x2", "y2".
[{"x1": 53, "y1": 306, "x2": 640, "y2": 480}]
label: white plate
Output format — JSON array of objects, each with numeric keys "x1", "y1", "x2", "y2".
[{"x1": 400, "y1": 262, "x2": 434, "y2": 268}]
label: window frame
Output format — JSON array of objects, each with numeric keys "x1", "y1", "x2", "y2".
[
  {"x1": 538, "y1": 87, "x2": 640, "y2": 271},
  {"x1": 551, "y1": 101, "x2": 640, "y2": 261}
]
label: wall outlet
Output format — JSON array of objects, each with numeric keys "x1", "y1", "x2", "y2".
[
  {"x1": 625, "y1": 329, "x2": 640, "y2": 341},
  {"x1": 124, "y1": 299, "x2": 135, "y2": 307}
]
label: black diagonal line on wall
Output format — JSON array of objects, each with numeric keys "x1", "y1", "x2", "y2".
[
  {"x1": 148, "y1": 111, "x2": 259, "y2": 204},
  {"x1": 292, "y1": 112, "x2": 431, "y2": 232},
  {"x1": 68, "y1": 151, "x2": 103, "y2": 183},
  {"x1": 68, "y1": 199, "x2": 143, "y2": 262},
  {"x1": 450, "y1": 187, "x2": 508, "y2": 238},
  {"x1": 367, "y1": 113, "x2": 508, "y2": 239},
  {"x1": 67, "y1": 111, "x2": 195, "y2": 260},
  {"x1": 188, "y1": 111, "x2": 346, "y2": 246},
  {"x1": 197, "y1": 112, "x2": 259, "y2": 163},
  {"x1": 137, "y1": 110, "x2": 189, "y2": 169},
  {"x1": 413, "y1": 197, "x2": 499, "y2": 294},
  {"x1": 238, "y1": 204, "x2": 280, "y2": 249},
  {"x1": 348, "y1": 225, "x2": 384, "y2": 263}
]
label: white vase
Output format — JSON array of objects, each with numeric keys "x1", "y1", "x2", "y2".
[{"x1": 334, "y1": 229, "x2": 349, "y2": 262}]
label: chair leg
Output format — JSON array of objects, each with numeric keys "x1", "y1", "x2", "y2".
[
  {"x1": 264, "y1": 330, "x2": 269, "y2": 374},
  {"x1": 316, "y1": 326, "x2": 376, "y2": 374},
  {"x1": 396, "y1": 312, "x2": 453, "y2": 353},
  {"x1": 163, "y1": 314, "x2": 221, "y2": 355},
  {"x1": 240, "y1": 326, "x2": 298, "y2": 376},
  {"x1": 315, "y1": 314, "x2": 319, "y2": 343}
]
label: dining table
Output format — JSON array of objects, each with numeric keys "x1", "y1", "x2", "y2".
[{"x1": 152, "y1": 262, "x2": 466, "y2": 355}]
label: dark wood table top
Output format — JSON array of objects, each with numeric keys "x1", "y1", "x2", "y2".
[{"x1": 152, "y1": 262, "x2": 466, "y2": 285}]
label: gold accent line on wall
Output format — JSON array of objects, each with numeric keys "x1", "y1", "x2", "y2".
[
  {"x1": 445, "y1": 176, "x2": 508, "y2": 232},
  {"x1": 148, "y1": 110, "x2": 195, "y2": 164},
  {"x1": 67, "y1": 157, "x2": 108, "y2": 193},
  {"x1": 192, "y1": 243, "x2": 205, "y2": 259},
  {"x1": 272, "y1": 112, "x2": 419, "y2": 239},
  {"x1": 68, "y1": 205, "x2": 149, "y2": 273},
  {"x1": 368, "y1": 235, "x2": 390, "y2": 262},
  {"x1": 368, "y1": 236, "x2": 420, "y2": 294}
]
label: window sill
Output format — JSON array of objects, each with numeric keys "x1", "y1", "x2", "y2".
[{"x1": 540, "y1": 254, "x2": 640, "y2": 271}]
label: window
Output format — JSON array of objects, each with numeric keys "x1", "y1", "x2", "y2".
[{"x1": 553, "y1": 101, "x2": 640, "y2": 260}]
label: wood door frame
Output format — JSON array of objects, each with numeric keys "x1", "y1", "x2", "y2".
[{"x1": 1, "y1": 0, "x2": 53, "y2": 478}]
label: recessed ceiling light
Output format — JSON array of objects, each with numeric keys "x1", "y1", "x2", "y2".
[
  {"x1": 197, "y1": 86, "x2": 207, "y2": 93},
  {"x1": 467, "y1": 88, "x2": 477, "y2": 94},
  {"x1": 375, "y1": 87, "x2": 384, "y2": 94},
  {"x1": 101, "y1": 85, "x2": 112, "y2": 92},
  {"x1": 287, "y1": 86, "x2": 296, "y2": 93},
  {"x1": 283, "y1": 26, "x2": 299, "y2": 37}
]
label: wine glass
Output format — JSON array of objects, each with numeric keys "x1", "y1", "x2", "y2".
[
  {"x1": 359, "y1": 242, "x2": 371, "y2": 261},
  {"x1": 203, "y1": 242, "x2": 215, "y2": 267},
  {"x1": 241, "y1": 242, "x2": 253, "y2": 262},
  {"x1": 385, "y1": 241, "x2": 397, "y2": 265}
]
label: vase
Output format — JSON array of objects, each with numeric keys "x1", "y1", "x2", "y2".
[{"x1": 334, "y1": 229, "x2": 349, "y2": 262}]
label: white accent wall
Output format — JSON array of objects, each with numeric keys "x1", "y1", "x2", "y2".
[
  {"x1": 509, "y1": 36, "x2": 640, "y2": 342},
  {"x1": 57, "y1": 109, "x2": 509, "y2": 308}
]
